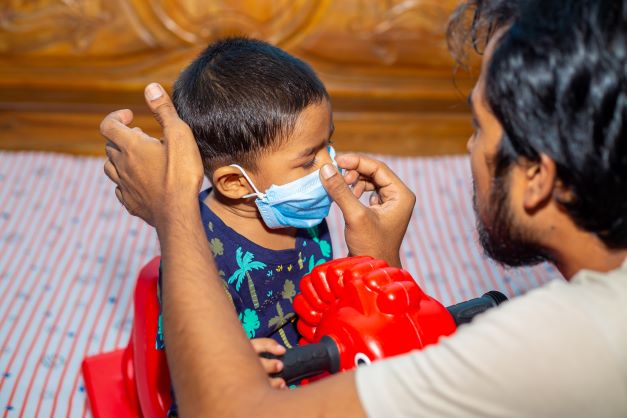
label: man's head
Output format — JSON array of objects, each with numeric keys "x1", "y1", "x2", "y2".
[
  {"x1": 173, "y1": 37, "x2": 334, "y2": 198},
  {"x1": 448, "y1": 0, "x2": 627, "y2": 268}
]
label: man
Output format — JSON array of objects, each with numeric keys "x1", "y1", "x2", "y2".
[{"x1": 102, "y1": 0, "x2": 627, "y2": 416}]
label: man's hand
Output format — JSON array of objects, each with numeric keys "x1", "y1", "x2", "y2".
[
  {"x1": 101, "y1": 83, "x2": 204, "y2": 229},
  {"x1": 320, "y1": 155, "x2": 416, "y2": 268},
  {"x1": 250, "y1": 338, "x2": 288, "y2": 389}
]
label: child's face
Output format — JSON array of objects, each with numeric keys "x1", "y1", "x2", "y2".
[{"x1": 252, "y1": 99, "x2": 334, "y2": 190}]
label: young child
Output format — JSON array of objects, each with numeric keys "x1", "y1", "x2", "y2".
[{"x1": 156, "y1": 37, "x2": 335, "y2": 381}]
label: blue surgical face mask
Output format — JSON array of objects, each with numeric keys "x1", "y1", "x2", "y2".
[{"x1": 230, "y1": 146, "x2": 336, "y2": 229}]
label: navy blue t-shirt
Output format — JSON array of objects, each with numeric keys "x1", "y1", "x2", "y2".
[{"x1": 157, "y1": 188, "x2": 333, "y2": 350}]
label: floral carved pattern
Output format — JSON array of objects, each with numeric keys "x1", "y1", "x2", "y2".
[
  {"x1": 0, "y1": 0, "x2": 329, "y2": 55},
  {"x1": 281, "y1": 0, "x2": 460, "y2": 69},
  {"x1": 0, "y1": 0, "x2": 464, "y2": 91},
  {"x1": 0, "y1": 0, "x2": 114, "y2": 53},
  {"x1": 346, "y1": 0, "x2": 450, "y2": 64}
]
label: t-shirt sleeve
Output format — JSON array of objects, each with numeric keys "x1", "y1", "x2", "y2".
[{"x1": 355, "y1": 278, "x2": 627, "y2": 417}]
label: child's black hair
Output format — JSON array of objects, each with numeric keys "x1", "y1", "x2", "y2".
[{"x1": 172, "y1": 37, "x2": 329, "y2": 176}]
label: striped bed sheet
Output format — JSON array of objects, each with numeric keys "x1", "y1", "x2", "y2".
[{"x1": 0, "y1": 151, "x2": 560, "y2": 418}]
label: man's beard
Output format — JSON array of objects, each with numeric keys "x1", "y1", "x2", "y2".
[{"x1": 473, "y1": 172, "x2": 550, "y2": 267}]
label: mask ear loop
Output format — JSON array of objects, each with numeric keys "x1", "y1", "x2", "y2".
[{"x1": 229, "y1": 164, "x2": 266, "y2": 199}]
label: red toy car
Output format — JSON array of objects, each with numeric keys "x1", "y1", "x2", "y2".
[{"x1": 82, "y1": 256, "x2": 506, "y2": 416}]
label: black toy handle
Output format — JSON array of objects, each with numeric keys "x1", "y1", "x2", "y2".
[
  {"x1": 261, "y1": 291, "x2": 508, "y2": 384},
  {"x1": 259, "y1": 336, "x2": 340, "y2": 385},
  {"x1": 446, "y1": 291, "x2": 508, "y2": 326}
]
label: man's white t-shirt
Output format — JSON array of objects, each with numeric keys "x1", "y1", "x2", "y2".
[{"x1": 356, "y1": 259, "x2": 627, "y2": 417}]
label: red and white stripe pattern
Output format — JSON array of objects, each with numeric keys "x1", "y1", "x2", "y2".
[
  {"x1": 0, "y1": 151, "x2": 559, "y2": 417},
  {"x1": 0, "y1": 152, "x2": 159, "y2": 418}
]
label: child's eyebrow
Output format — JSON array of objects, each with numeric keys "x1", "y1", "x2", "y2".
[
  {"x1": 298, "y1": 144, "x2": 322, "y2": 158},
  {"x1": 297, "y1": 125, "x2": 335, "y2": 158}
]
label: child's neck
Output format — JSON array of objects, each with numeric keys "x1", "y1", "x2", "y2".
[{"x1": 205, "y1": 189, "x2": 298, "y2": 251}]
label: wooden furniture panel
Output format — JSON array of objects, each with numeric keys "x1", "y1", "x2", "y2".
[{"x1": 0, "y1": 0, "x2": 476, "y2": 156}]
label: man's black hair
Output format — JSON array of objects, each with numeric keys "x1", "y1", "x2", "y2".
[
  {"x1": 172, "y1": 37, "x2": 328, "y2": 175},
  {"x1": 448, "y1": 0, "x2": 627, "y2": 249}
]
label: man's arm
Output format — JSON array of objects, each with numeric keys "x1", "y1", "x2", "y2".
[{"x1": 157, "y1": 193, "x2": 364, "y2": 417}]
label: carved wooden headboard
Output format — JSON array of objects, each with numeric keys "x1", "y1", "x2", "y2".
[{"x1": 0, "y1": 0, "x2": 476, "y2": 156}]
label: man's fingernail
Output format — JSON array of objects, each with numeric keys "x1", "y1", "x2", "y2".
[
  {"x1": 146, "y1": 83, "x2": 164, "y2": 101},
  {"x1": 321, "y1": 164, "x2": 337, "y2": 180}
]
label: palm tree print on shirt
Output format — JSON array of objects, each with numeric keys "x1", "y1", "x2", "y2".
[
  {"x1": 240, "y1": 308, "x2": 260, "y2": 338},
  {"x1": 308, "y1": 254, "x2": 326, "y2": 273},
  {"x1": 304, "y1": 226, "x2": 331, "y2": 272},
  {"x1": 268, "y1": 302, "x2": 295, "y2": 348},
  {"x1": 282, "y1": 280, "x2": 296, "y2": 303},
  {"x1": 210, "y1": 237, "x2": 224, "y2": 257},
  {"x1": 228, "y1": 247, "x2": 267, "y2": 308},
  {"x1": 297, "y1": 251, "x2": 305, "y2": 270},
  {"x1": 306, "y1": 226, "x2": 332, "y2": 258}
]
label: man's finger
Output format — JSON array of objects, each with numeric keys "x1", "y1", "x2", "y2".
[
  {"x1": 131, "y1": 127, "x2": 162, "y2": 144},
  {"x1": 104, "y1": 159, "x2": 120, "y2": 185},
  {"x1": 115, "y1": 186, "x2": 125, "y2": 207},
  {"x1": 115, "y1": 187, "x2": 142, "y2": 219},
  {"x1": 336, "y1": 154, "x2": 408, "y2": 202},
  {"x1": 336, "y1": 154, "x2": 398, "y2": 188},
  {"x1": 352, "y1": 181, "x2": 366, "y2": 198},
  {"x1": 105, "y1": 140, "x2": 122, "y2": 164},
  {"x1": 320, "y1": 164, "x2": 367, "y2": 222},
  {"x1": 369, "y1": 191, "x2": 382, "y2": 206},
  {"x1": 100, "y1": 109, "x2": 135, "y2": 151},
  {"x1": 343, "y1": 169, "x2": 359, "y2": 185},
  {"x1": 105, "y1": 139, "x2": 121, "y2": 152},
  {"x1": 143, "y1": 83, "x2": 182, "y2": 134}
]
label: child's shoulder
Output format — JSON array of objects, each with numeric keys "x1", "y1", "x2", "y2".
[
  {"x1": 295, "y1": 220, "x2": 333, "y2": 271},
  {"x1": 198, "y1": 188, "x2": 333, "y2": 269}
]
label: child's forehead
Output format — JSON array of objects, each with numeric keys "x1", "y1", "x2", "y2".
[
  {"x1": 234, "y1": 100, "x2": 333, "y2": 175},
  {"x1": 280, "y1": 104, "x2": 332, "y2": 149},
  {"x1": 292, "y1": 100, "x2": 333, "y2": 135}
]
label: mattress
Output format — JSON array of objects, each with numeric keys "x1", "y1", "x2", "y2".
[{"x1": 0, "y1": 151, "x2": 560, "y2": 417}]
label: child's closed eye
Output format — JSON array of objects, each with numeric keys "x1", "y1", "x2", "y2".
[
  {"x1": 302, "y1": 157, "x2": 318, "y2": 169},
  {"x1": 301, "y1": 140, "x2": 333, "y2": 169}
]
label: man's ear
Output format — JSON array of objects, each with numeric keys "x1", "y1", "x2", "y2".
[
  {"x1": 523, "y1": 154, "x2": 557, "y2": 212},
  {"x1": 212, "y1": 166, "x2": 255, "y2": 200}
]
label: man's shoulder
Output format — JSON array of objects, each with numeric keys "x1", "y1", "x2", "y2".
[
  {"x1": 356, "y1": 268, "x2": 627, "y2": 418},
  {"x1": 544, "y1": 261, "x2": 627, "y2": 325},
  {"x1": 571, "y1": 259, "x2": 627, "y2": 289}
]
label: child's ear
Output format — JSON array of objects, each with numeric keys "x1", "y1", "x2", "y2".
[{"x1": 212, "y1": 166, "x2": 255, "y2": 200}]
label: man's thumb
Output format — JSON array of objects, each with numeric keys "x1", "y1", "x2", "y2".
[
  {"x1": 144, "y1": 83, "x2": 180, "y2": 132},
  {"x1": 320, "y1": 164, "x2": 364, "y2": 219}
]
